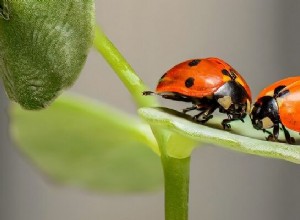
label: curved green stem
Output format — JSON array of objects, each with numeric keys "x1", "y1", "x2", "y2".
[
  {"x1": 93, "y1": 25, "x2": 157, "y2": 108},
  {"x1": 94, "y1": 24, "x2": 191, "y2": 220}
]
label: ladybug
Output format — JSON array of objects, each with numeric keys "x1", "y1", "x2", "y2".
[
  {"x1": 250, "y1": 76, "x2": 300, "y2": 144},
  {"x1": 143, "y1": 57, "x2": 252, "y2": 129}
]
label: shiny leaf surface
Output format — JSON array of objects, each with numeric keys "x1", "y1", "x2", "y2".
[{"x1": 139, "y1": 107, "x2": 300, "y2": 164}]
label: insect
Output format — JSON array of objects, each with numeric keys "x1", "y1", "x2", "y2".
[
  {"x1": 143, "y1": 57, "x2": 252, "y2": 129},
  {"x1": 250, "y1": 76, "x2": 300, "y2": 144}
]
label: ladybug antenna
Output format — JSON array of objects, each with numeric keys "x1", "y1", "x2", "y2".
[{"x1": 142, "y1": 91, "x2": 155, "y2": 96}]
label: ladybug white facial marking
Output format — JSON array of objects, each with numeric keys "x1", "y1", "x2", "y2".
[
  {"x1": 246, "y1": 99, "x2": 251, "y2": 114},
  {"x1": 217, "y1": 96, "x2": 232, "y2": 110},
  {"x1": 261, "y1": 117, "x2": 274, "y2": 129}
]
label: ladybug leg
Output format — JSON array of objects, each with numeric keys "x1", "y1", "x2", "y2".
[
  {"x1": 281, "y1": 124, "x2": 295, "y2": 144},
  {"x1": 183, "y1": 105, "x2": 207, "y2": 114},
  {"x1": 197, "y1": 114, "x2": 214, "y2": 124},
  {"x1": 193, "y1": 105, "x2": 217, "y2": 123},
  {"x1": 221, "y1": 114, "x2": 242, "y2": 130},
  {"x1": 192, "y1": 110, "x2": 208, "y2": 121},
  {"x1": 182, "y1": 106, "x2": 198, "y2": 113},
  {"x1": 221, "y1": 117, "x2": 232, "y2": 129},
  {"x1": 266, "y1": 123, "x2": 279, "y2": 142},
  {"x1": 262, "y1": 129, "x2": 272, "y2": 135}
]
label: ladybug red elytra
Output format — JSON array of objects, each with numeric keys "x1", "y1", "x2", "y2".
[
  {"x1": 143, "y1": 57, "x2": 252, "y2": 129},
  {"x1": 250, "y1": 76, "x2": 300, "y2": 144}
]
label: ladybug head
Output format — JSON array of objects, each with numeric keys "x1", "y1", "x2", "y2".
[
  {"x1": 214, "y1": 81, "x2": 251, "y2": 119},
  {"x1": 250, "y1": 96, "x2": 279, "y2": 130}
]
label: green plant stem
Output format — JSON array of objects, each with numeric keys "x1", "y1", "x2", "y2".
[
  {"x1": 93, "y1": 26, "x2": 157, "y2": 108},
  {"x1": 94, "y1": 25, "x2": 191, "y2": 220},
  {"x1": 162, "y1": 156, "x2": 190, "y2": 220}
]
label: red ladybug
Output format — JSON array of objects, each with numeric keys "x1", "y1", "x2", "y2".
[
  {"x1": 250, "y1": 76, "x2": 300, "y2": 144},
  {"x1": 143, "y1": 57, "x2": 252, "y2": 129}
]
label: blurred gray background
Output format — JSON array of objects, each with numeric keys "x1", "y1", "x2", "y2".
[{"x1": 1, "y1": 0, "x2": 300, "y2": 219}]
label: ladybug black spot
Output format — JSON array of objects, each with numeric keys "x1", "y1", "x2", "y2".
[
  {"x1": 278, "y1": 88, "x2": 290, "y2": 98},
  {"x1": 188, "y1": 59, "x2": 201, "y2": 66},
  {"x1": 221, "y1": 69, "x2": 230, "y2": 76},
  {"x1": 185, "y1": 77, "x2": 195, "y2": 88},
  {"x1": 159, "y1": 72, "x2": 168, "y2": 80},
  {"x1": 274, "y1": 85, "x2": 287, "y2": 97},
  {"x1": 221, "y1": 69, "x2": 237, "y2": 80}
]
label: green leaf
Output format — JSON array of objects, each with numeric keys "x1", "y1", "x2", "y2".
[
  {"x1": 138, "y1": 107, "x2": 300, "y2": 164},
  {"x1": 10, "y1": 94, "x2": 163, "y2": 192},
  {"x1": 0, "y1": 1, "x2": 95, "y2": 109}
]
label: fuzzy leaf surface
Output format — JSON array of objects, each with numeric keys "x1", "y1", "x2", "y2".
[{"x1": 0, "y1": 1, "x2": 95, "y2": 109}]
